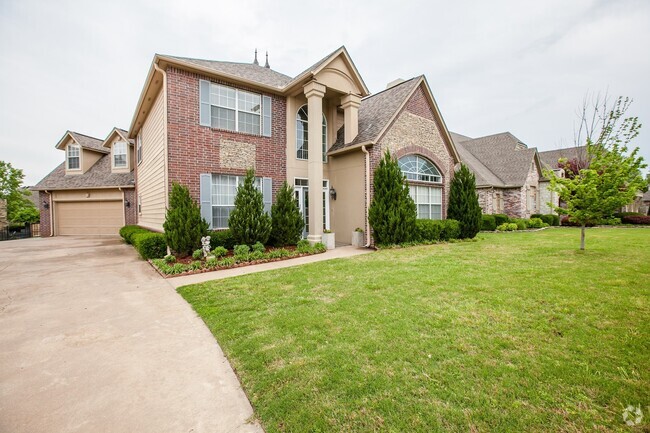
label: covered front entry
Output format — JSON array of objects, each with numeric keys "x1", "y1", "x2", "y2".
[
  {"x1": 55, "y1": 200, "x2": 123, "y2": 235},
  {"x1": 294, "y1": 178, "x2": 330, "y2": 238}
]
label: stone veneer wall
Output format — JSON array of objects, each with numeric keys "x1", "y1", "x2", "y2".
[
  {"x1": 165, "y1": 67, "x2": 287, "y2": 205},
  {"x1": 477, "y1": 188, "x2": 494, "y2": 214},
  {"x1": 369, "y1": 83, "x2": 456, "y2": 226},
  {"x1": 39, "y1": 191, "x2": 52, "y2": 236},
  {"x1": 0, "y1": 199, "x2": 7, "y2": 230}
]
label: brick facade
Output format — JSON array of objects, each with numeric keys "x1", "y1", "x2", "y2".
[
  {"x1": 165, "y1": 67, "x2": 287, "y2": 204},
  {"x1": 124, "y1": 189, "x2": 137, "y2": 225},
  {"x1": 39, "y1": 191, "x2": 52, "y2": 237},
  {"x1": 370, "y1": 83, "x2": 456, "y2": 220}
]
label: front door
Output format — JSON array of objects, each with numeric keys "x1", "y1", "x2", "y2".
[{"x1": 294, "y1": 179, "x2": 329, "y2": 238}]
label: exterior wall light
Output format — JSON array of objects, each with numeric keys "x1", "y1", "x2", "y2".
[
  {"x1": 43, "y1": 200, "x2": 50, "y2": 210},
  {"x1": 124, "y1": 200, "x2": 131, "y2": 208},
  {"x1": 329, "y1": 187, "x2": 337, "y2": 200}
]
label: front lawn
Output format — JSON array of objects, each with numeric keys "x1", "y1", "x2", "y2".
[{"x1": 178, "y1": 228, "x2": 650, "y2": 432}]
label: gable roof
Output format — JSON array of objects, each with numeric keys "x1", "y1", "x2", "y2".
[
  {"x1": 453, "y1": 132, "x2": 540, "y2": 187},
  {"x1": 55, "y1": 131, "x2": 109, "y2": 154},
  {"x1": 102, "y1": 127, "x2": 133, "y2": 148},
  {"x1": 33, "y1": 155, "x2": 134, "y2": 191},
  {"x1": 538, "y1": 146, "x2": 587, "y2": 170}
]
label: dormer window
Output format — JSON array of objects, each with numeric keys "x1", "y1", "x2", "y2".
[
  {"x1": 113, "y1": 141, "x2": 127, "y2": 168},
  {"x1": 67, "y1": 145, "x2": 80, "y2": 170}
]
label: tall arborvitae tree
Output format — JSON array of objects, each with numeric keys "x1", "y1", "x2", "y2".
[
  {"x1": 447, "y1": 164, "x2": 482, "y2": 239},
  {"x1": 368, "y1": 150, "x2": 417, "y2": 245},
  {"x1": 163, "y1": 182, "x2": 208, "y2": 257},
  {"x1": 228, "y1": 169, "x2": 272, "y2": 245},
  {"x1": 270, "y1": 181, "x2": 304, "y2": 247}
]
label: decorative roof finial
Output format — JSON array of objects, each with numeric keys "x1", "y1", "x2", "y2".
[
  {"x1": 253, "y1": 49, "x2": 259, "y2": 66},
  {"x1": 265, "y1": 51, "x2": 270, "y2": 69}
]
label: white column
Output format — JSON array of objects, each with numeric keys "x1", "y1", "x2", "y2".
[
  {"x1": 304, "y1": 81, "x2": 326, "y2": 245},
  {"x1": 341, "y1": 93, "x2": 361, "y2": 144}
]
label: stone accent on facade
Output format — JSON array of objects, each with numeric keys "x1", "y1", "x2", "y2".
[
  {"x1": 124, "y1": 189, "x2": 137, "y2": 226},
  {"x1": 39, "y1": 191, "x2": 52, "y2": 237},
  {"x1": 538, "y1": 180, "x2": 555, "y2": 214},
  {"x1": 477, "y1": 188, "x2": 494, "y2": 215},
  {"x1": 0, "y1": 199, "x2": 7, "y2": 230},
  {"x1": 165, "y1": 67, "x2": 287, "y2": 204},
  {"x1": 220, "y1": 140, "x2": 256, "y2": 170},
  {"x1": 503, "y1": 187, "x2": 525, "y2": 218}
]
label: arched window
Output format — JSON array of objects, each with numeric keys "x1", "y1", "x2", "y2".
[
  {"x1": 398, "y1": 155, "x2": 441, "y2": 183},
  {"x1": 398, "y1": 155, "x2": 443, "y2": 220},
  {"x1": 296, "y1": 105, "x2": 327, "y2": 162}
]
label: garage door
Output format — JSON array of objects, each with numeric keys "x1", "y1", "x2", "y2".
[{"x1": 55, "y1": 201, "x2": 123, "y2": 236}]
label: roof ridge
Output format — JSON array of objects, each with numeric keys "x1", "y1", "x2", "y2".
[
  {"x1": 69, "y1": 131, "x2": 103, "y2": 141},
  {"x1": 361, "y1": 76, "x2": 420, "y2": 101}
]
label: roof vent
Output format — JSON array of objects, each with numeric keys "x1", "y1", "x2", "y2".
[
  {"x1": 253, "y1": 49, "x2": 259, "y2": 66},
  {"x1": 386, "y1": 78, "x2": 405, "y2": 89},
  {"x1": 265, "y1": 51, "x2": 270, "y2": 69}
]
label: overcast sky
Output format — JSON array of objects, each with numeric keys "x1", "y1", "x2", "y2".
[{"x1": 1, "y1": 0, "x2": 649, "y2": 185}]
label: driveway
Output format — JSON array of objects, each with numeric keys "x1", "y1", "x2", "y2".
[{"x1": 0, "y1": 236, "x2": 262, "y2": 433}]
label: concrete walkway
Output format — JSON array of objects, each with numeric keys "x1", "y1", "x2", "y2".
[
  {"x1": 168, "y1": 245, "x2": 374, "y2": 289},
  {"x1": 0, "y1": 236, "x2": 264, "y2": 433}
]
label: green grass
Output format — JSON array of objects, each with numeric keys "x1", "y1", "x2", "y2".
[{"x1": 178, "y1": 228, "x2": 650, "y2": 432}]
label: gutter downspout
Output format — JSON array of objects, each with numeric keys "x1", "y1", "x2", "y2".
[
  {"x1": 45, "y1": 190, "x2": 54, "y2": 237},
  {"x1": 153, "y1": 62, "x2": 170, "y2": 210},
  {"x1": 361, "y1": 145, "x2": 371, "y2": 247}
]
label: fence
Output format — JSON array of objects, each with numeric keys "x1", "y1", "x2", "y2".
[{"x1": 0, "y1": 223, "x2": 40, "y2": 241}]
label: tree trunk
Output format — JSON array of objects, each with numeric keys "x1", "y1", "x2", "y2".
[{"x1": 580, "y1": 224, "x2": 586, "y2": 250}]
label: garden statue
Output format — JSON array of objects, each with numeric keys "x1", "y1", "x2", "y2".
[{"x1": 201, "y1": 236, "x2": 211, "y2": 258}]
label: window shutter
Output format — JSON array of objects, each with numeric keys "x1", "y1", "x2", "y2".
[
  {"x1": 200, "y1": 173, "x2": 212, "y2": 228},
  {"x1": 262, "y1": 96, "x2": 272, "y2": 137},
  {"x1": 262, "y1": 177, "x2": 272, "y2": 214},
  {"x1": 199, "y1": 80, "x2": 211, "y2": 126}
]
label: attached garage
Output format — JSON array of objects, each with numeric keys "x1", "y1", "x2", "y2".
[{"x1": 55, "y1": 200, "x2": 123, "y2": 236}]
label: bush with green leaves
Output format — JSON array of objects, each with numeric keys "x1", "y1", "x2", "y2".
[
  {"x1": 493, "y1": 214, "x2": 510, "y2": 226},
  {"x1": 252, "y1": 242, "x2": 265, "y2": 253},
  {"x1": 233, "y1": 244, "x2": 250, "y2": 262},
  {"x1": 497, "y1": 223, "x2": 518, "y2": 232},
  {"x1": 119, "y1": 225, "x2": 148, "y2": 245},
  {"x1": 164, "y1": 254, "x2": 176, "y2": 264},
  {"x1": 228, "y1": 169, "x2": 272, "y2": 246},
  {"x1": 209, "y1": 230, "x2": 235, "y2": 250},
  {"x1": 415, "y1": 220, "x2": 444, "y2": 242},
  {"x1": 219, "y1": 257, "x2": 236, "y2": 267},
  {"x1": 192, "y1": 249, "x2": 203, "y2": 260},
  {"x1": 440, "y1": 219, "x2": 461, "y2": 241},
  {"x1": 190, "y1": 261, "x2": 202, "y2": 271},
  {"x1": 132, "y1": 232, "x2": 167, "y2": 260},
  {"x1": 368, "y1": 151, "x2": 416, "y2": 245},
  {"x1": 512, "y1": 219, "x2": 528, "y2": 230},
  {"x1": 268, "y1": 248, "x2": 290, "y2": 259},
  {"x1": 481, "y1": 215, "x2": 496, "y2": 231},
  {"x1": 447, "y1": 164, "x2": 482, "y2": 239},
  {"x1": 313, "y1": 242, "x2": 327, "y2": 253},
  {"x1": 296, "y1": 239, "x2": 312, "y2": 253},
  {"x1": 270, "y1": 181, "x2": 304, "y2": 247},
  {"x1": 527, "y1": 218, "x2": 547, "y2": 229},
  {"x1": 206, "y1": 257, "x2": 218, "y2": 268},
  {"x1": 250, "y1": 251, "x2": 265, "y2": 261},
  {"x1": 211, "y1": 246, "x2": 228, "y2": 258},
  {"x1": 163, "y1": 182, "x2": 208, "y2": 257},
  {"x1": 540, "y1": 214, "x2": 554, "y2": 226}
]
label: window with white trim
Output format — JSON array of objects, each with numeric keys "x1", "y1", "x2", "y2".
[
  {"x1": 199, "y1": 80, "x2": 272, "y2": 136},
  {"x1": 113, "y1": 141, "x2": 127, "y2": 168},
  {"x1": 296, "y1": 105, "x2": 327, "y2": 162},
  {"x1": 399, "y1": 155, "x2": 443, "y2": 220},
  {"x1": 136, "y1": 133, "x2": 142, "y2": 164},
  {"x1": 67, "y1": 144, "x2": 80, "y2": 170},
  {"x1": 210, "y1": 174, "x2": 269, "y2": 229}
]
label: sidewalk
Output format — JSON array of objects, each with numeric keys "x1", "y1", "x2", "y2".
[{"x1": 168, "y1": 245, "x2": 374, "y2": 289}]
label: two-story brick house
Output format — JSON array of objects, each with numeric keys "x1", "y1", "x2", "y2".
[{"x1": 129, "y1": 46, "x2": 460, "y2": 245}]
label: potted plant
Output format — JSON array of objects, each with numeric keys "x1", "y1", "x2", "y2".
[
  {"x1": 351, "y1": 227, "x2": 364, "y2": 247},
  {"x1": 322, "y1": 229, "x2": 335, "y2": 250}
]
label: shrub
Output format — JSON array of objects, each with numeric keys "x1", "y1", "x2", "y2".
[
  {"x1": 228, "y1": 169, "x2": 272, "y2": 246},
  {"x1": 368, "y1": 150, "x2": 416, "y2": 245},
  {"x1": 171, "y1": 263, "x2": 188, "y2": 274},
  {"x1": 530, "y1": 213, "x2": 543, "y2": 219},
  {"x1": 512, "y1": 219, "x2": 528, "y2": 230},
  {"x1": 481, "y1": 215, "x2": 496, "y2": 231},
  {"x1": 313, "y1": 242, "x2": 327, "y2": 253},
  {"x1": 252, "y1": 241, "x2": 265, "y2": 253},
  {"x1": 447, "y1": 164, "x2": 482, "y2": 239},
  {"x1": 267, "y1": 248, "x2": 290, "y2": 259},
  {"x1": 250, "y1": 251, "x2": 265, "y2": 261},
  {"x1": 540, "y1": 214, "x2": 554, "y2": 226},
  {"x1": 497, "y1": 223, "x2": 518, "y2": 231},
  {"x1": 614, "y1": 212, "x2": 643, "y2": 219},
  {"x1": 297, "y1": 239, "x2": 312, "y2": 254},
  {"x1": 192, "y1": 249, "x2": 203, "y2": 260},
  {"x1": 598, "y1": 217, "x2": 621, "y2": 225},
  {"x1": 233, "y1": 244, "x2": 250, "y2": 262},
  {"x1": 211, "y1": 246, "x2": 228, "y2": 258},
  {"x1": 132, "y1": 232, "x2": 167, "y2": 260},
  {"x1": 209, "y1": 229, "x2": 235, "y2": 250},
  {"x1": 561, "y1": 216, "x2": 596, "y2": 227},
  {"x1": 270, "y1": 181, "x2": 304, "y2": 247},
  {"x1": 164, "y1": 254, "x2": 176, "y2": 264},
  {"x1": 190, "y1": 260, "x2": 202, "y2": 270},
  {"x1": 440, "y1": 219, "x2": 461, "y2": 241},
  {"x1": 550, "y1": 214, "x2": 560, "y2": 226},
  {"x1": 415, "y1": 219, "x2": 444, "y2": 242},
  {"x1": 163, "y1": 182, "x2": 208, "y2": 257},
  {"x1": 219, "y1": 257, "x2": 236, "y2": 267},
  {"x1": 527, "y1": 218, "x2": 546, "y2": 229},
  {"x1": 493, "y1": 214, "x2": 510, "y2": 226},
  {"x1": 205, "y1": 257, "x2": 218, "y2": 268},
  {"x1": 119, "y1": 225, "x2": 148, "y2": 245},
  {"x1": 622, "y1": 214, "x2": 650, "y2": 225}
]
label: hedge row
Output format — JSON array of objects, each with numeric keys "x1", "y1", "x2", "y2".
[
  {"x1": 482, "y1": 214, "x2": 560, "y2": 231},
  {"x1": 414, "y1": 219, "x2": 461, "y2": 242},
  {"x1": 119, "y1": 225, "x2": 166, "y2": 260}
]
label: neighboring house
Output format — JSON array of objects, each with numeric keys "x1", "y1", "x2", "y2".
[
  {"x1": 34, "y1": 128, "x2": 136, "y2": 236},
  {"x1": 450, "y1": 132, "x2": 548, "y2": 218},
  {"x1": 128, "y1": 46, "x2": 459, "y2": 245},
  {"x1": 642, "y1": 191, "x2": 650, "y2": 216}
]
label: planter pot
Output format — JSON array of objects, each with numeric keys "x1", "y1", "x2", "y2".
[
  {"x1": 322, "y1": 233, "x2": 335, "y2": 250},
  {"x1": 351, "y1": 231, "x2": 364, "y2": 248}
]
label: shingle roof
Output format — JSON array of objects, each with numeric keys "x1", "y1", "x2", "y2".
[
  {"x1": 538, "y1": 146, "x2": 587, "y2": 169},
  {"x1": 33, "y1": 155, "x2": 134, "y2": 190},
  {"x1": 330, "y1": 77, "x2": 422, "y2": 152},
  {"x1": 163, "y1": 55, "x2": 293, "y2": 89},
  {"x1": 68, "y1": 131, "x2": 109, "y2": 154},
  {"x1": 643, "y1": 190, "x2": 650, "y2": 202},
  {"x1": 449, "y1": 131, "x2": 473, "y2": 144},
  {"x1": 453, "y1": 132, "x2": 538, "y2": 187}
]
